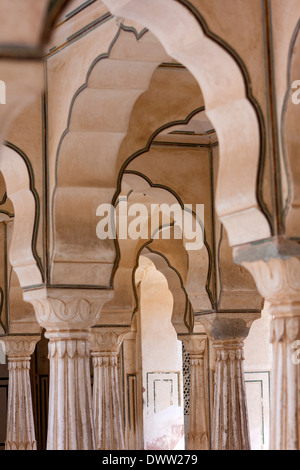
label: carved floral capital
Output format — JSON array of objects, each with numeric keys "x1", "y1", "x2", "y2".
[
  {"x1": 0, "y1": 335, "x2": 40, "y2": 359},
  {"x1": 243, "y1": 257, "x2": 300, "y2": 303},
  {"x1": 23, "y1": 288, "x2": 113, "y2": 331},
  {"x1": 90, "y1": 327, "x2": 130, "y2": 355},
  {"x1": 196, "y1": 312, "x2": 260, "y2": 343},
  {"x1": 178, "y1": 334, "x2": 206, "y2": 356}
]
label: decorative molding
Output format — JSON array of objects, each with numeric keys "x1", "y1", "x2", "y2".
[
  {"x1": 242, "y1": 256, "x2": 300, "y2": 302},
  {"x1": 198, "y1": 312, "x2": 260, "y2": 344},
  {"x1": 54, "y1": 0, "x2": 98, "y2": 29},
  {"x1": 48, "y1": 337, "x2": 89, "y2": 359},
  {"x1": 45, "y1": 12, "x2": 113, "y2": 58},
  {"x1": 90, "y1": 327, "x2": 129, "y2": 354},
  {"x1": 24, "y1": 288, "x2": 113, "y2": 330},
  {"x1": 146, "y1": 371, "x2": 181, "y2": 412},
  {"x1": 0, "y1": 335, "x2": 40, "y2": 359}
]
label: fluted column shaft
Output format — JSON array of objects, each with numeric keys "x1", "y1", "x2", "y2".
[
  {"x1": 212, "y1": 341, "x2": 250, "y2": 450},
  {"x1": 46, "y1": 331, "x2": 95, "y2": 450},
  {"x1": 199, "y1": 313, "x2": 258, "y2": 450},
  {"x1": 243, "y1": 257, "x2": 300, "y2": 450},
  {"x1": 269, "y1": 305, "x2": 300, "y2": 450},
  {"x1": 0, "y1": 336, "x2": 39, "y2": 450},
  {"x1": 90, "y1": 328, "x2": 128, "y2": 450},
  {"x1": 92, "y1": 352, "x2": 124, "y2": 450},
  {"x1": 179, "y1": 335, "x2": 209, "y2": 450}
]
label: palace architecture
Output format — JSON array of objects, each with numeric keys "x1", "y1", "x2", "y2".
[{"x1": 0, "y1": 0, "x2": 299, "y2": 451}]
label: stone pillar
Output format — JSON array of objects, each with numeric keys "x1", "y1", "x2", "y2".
[
  {"x1": 25, "y1": 289, "x2": 112, "y2": 450},
  {"x1": 179, "y1": 334, "x2": 209, "y2": 450},
  {"x1": 90, "y1": 327, "x2": 129, "y2": 450},
  {"x1": 242, "y1": 257, "x2": 300, "y2": 450},
  {"x1": 200, "y1": 313, "x2": 259, "y2": 450},
  {"x1": 0, "y1": 335, "x2": 39, "y2": 450},
  {"x1": 46, "y1": 330, "x2": 95, "y2": 450}
]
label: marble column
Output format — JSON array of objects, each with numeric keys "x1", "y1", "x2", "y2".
[
  {"x1": 200, "y1": 312, "x2": 259, "y2": 450},
  {"x1": 243, "y1": 257, "x2": 300, "y2": 450},
  {"x1": 0, "y1": 335, "x2": 39, "y2": 450},
  {"x1": 26, "y1": 289, "x2": 112, "y2": 450},
  {"x1": 90, "y1": 327, "x2": 128, "y2": 450},
  {"x1": 179, "y1": 334, "x2": 209, "y2": 450}
]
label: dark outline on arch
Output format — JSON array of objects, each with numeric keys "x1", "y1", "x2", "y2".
[
  {"x1": 50, "y1": 23, "x2": 148, "y2": 286},
  {"x1": 281, "y1": 18, "x2": 300, "y2": 230},
  {"x1": 4, "y1": 142, "x2": 44, "y2": 282},
  {"x1": 111, "y1": 107, "x2": 207, "y2": 285},
  {"x1": 121, "y1": 169, "x2": 214, "y2": 310},
  {"x1": 132, "y1": 241, "x2": 194, "y2": 334},
  {"x1": 0, "y1": 191, "x2": 14, "y2": 219},
  {"x1": 174, "y1": 0, "x2": 272, "y2": 233}
]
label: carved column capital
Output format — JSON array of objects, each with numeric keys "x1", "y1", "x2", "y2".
[
  {"x1": 197, "y1": 312, "x2": 260, "y2": 345},
  {"x1": 0, "y1": 335, "x2": 40, "y2": 359},
  {"x1": 214, "y1": 344, "x2": 244, "y2": 361},
  {"x1": 90, "y1": 327, "x2": 130, "y2": 355},
  {"x1": 178, "y1": 334, "x2": 206, "y2": 356},
  {"x1": 242, "y1": 256, "x2": 300, "y2": 304},
  {"x1": 24, "y1": 288, "x2": 113, "y2": 331},
  {"x1": 179, "y1": 333, "x2": 209, "y2": 450}
]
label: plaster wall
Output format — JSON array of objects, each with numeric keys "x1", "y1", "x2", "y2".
[
  {"x1": 244, "y1": 305, "x2": 272, "y2": 450},
  {"x1": 140, "y1": 264, "x2": 185, "y2": 450}
]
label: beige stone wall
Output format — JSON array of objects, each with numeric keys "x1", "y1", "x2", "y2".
[
  {"x1": 244, "y1": 306, "x2": 272, "y2": 450},
  {"x1": 139, "y1": 259, "x2": 185, "y2": 450}
]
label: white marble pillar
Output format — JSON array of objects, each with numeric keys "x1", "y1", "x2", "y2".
[
  {"x1": 212, "y1": 340, "x2": 250, "y2": 450},
  {"x1": 0, "y1": 335, "x2": 39, "y2": 450},
  {"x1": 46, "y1": 330, "x2": 95, "y2": 450},
  {"x1": 179, "y1": 334, "x2": 209, "y2": 450},
  {"x1": 90, "y1": 327, "x2": 128, "y2": 450},
  {"x1": 243, "y1": 257, "x2": 300, "y2": 450},
  {"x1": 200, "y1": 313, "x2": 259, "y2": 450},
  {"x1": 26, "y1": 289, "x2": 112, "y2": 450}
]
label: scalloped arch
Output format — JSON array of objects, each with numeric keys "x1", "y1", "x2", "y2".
[{"x1": 101, "y1": 0, "x2": 271, "y2": 247}]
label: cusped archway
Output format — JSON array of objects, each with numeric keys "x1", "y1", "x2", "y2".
[{"x1": 101, "y1": 0, "x2": 271, "y2": 247}]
